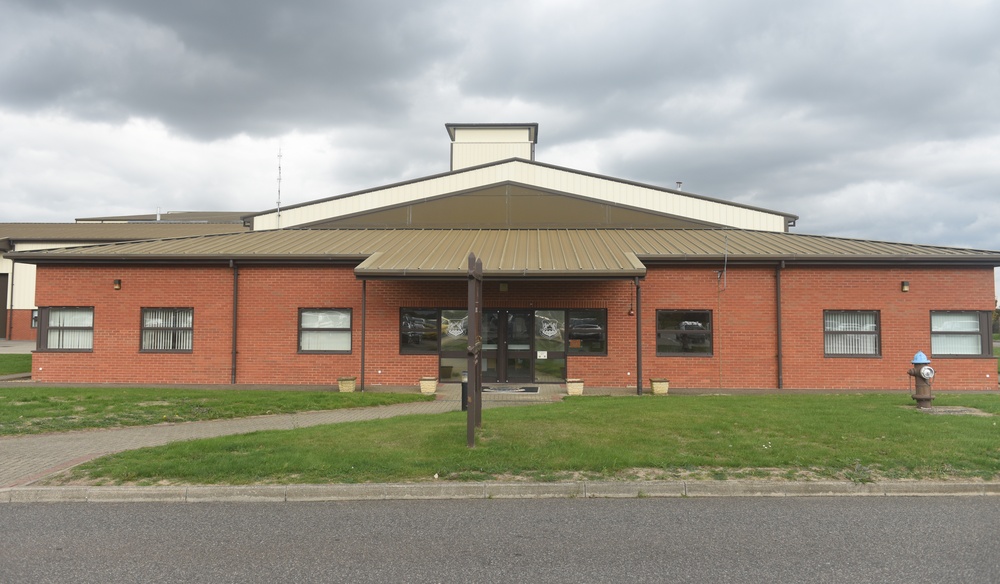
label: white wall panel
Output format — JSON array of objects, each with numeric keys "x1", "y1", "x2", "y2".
[{"x1": 253, "y1": 160, "x2": 789, "y2": 232}]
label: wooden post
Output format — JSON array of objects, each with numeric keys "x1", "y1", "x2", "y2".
[{"x1": 466, "y1": 253, "x2": 483, "y2": 447}]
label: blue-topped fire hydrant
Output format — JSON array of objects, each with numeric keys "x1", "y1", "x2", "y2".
[{"x1": 907, "y1": 351, "x2": 935, "y2": 408}]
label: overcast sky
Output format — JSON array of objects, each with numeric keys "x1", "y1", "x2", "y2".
[{"x1": 2, "y1": 0, "x2": 999, "y2": 255}]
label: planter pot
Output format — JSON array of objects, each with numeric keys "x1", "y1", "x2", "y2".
[
  {"x1": 419, "y1": 376, "x2": 438, "y2": 395},
  {"x1": 338, "y1": 376, "x2": 357, "y2": 393},
  {"x1": 650, "y1": 378, "x2": 669, "y2": 395},
  {"x1": 566, "y1": 379, "x2": 584, "y2": 396}
]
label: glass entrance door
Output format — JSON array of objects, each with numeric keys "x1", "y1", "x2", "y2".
[{"x1": 482, "y1": 309, "x2": 534, "y2": 383}]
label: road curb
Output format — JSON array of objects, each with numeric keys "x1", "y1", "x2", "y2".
[{"x1": 2, "y1": 480, "x2": 998, "y2": 503}]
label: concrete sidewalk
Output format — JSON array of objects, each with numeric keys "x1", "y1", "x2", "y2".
[
  {"x1": 0, "y1": 339, "x2": 34, "y2": 354},
  {"x1": 0, "y1": 389, "x2": 555, "y2": 489},
  {"x1": 0, "y1": 399, "x2": 467, "y2": 488}
]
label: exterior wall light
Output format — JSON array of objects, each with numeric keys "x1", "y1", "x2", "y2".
[
  {"x1": 113, "y1": 279, "x2": 122, "y2": 290},
  {"x1": 901, "y1": 281, "x2": 910, "y2": 292}
]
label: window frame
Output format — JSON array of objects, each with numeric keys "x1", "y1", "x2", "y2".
[
  {"x1": 823, "y1": 310, "x2": 881, "y2": 358},
  {"x1": 298, "y1": 308, "x2": 352, "y2": 354},
  {"x1": 655, "y1": 309, "x2": 713, "y2": 357},
  {"x1": 36, "y1": 306, "x2": 94, "y2": 352},
  {"x1": 140, "y1": 307, "x2": 194, "y2": 353},
  {"x1": 930, "y1": 310, "x2": 991, "y2": 358}
]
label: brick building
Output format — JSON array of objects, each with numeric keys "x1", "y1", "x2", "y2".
[
  {"x1": 9, "y1": 124, "x2": 1000, "y2": 390},
  {"x1": 2, "y1": 214, "x2": 248, "y2": 341}
]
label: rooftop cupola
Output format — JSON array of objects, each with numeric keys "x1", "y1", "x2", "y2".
[{"x1": 446, "y1": 123, "x2": 539, "y2": 171}]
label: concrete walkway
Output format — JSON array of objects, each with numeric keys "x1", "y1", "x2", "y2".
[
  {"x1": 0, "y1": 381, "x2": 563, "y2": 489},
  {"x1": 0, "y1": 400, "x2": 476, "y2": 488}
]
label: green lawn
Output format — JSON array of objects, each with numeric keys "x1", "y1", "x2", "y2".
[
  {"x1": 0, "y1": 354, "x2": 31, "y2": 375},
  {"x1": 60, "y1": 393, "x2": 1000, "y2": 486},
  {"x1": 0, "y1": 387, "x2": 433, "y2": 435}
]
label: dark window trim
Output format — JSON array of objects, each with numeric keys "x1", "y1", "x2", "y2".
[
  {"x1": 823, "y1": 310, "x2": 881, "y2": 358},
  {"x1": 929, "y1": 310, "x2": 992, "y2": 358},
  {"x1": 298, "y1": 308, "x2": 353, "y2": 354},
  {"x1": 139, "y1": 307, "x2": 194, "y2": 353},
  {"x1": 36, "y1": 306, "x2": 94, "y2": 353},
  {"x1": 655, "y1": 309, "x2": 714, "y2": 357}
]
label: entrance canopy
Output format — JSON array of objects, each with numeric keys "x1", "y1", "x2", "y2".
[{"x1": 354, "y1": 229, "x2": 645, "y2": 279}]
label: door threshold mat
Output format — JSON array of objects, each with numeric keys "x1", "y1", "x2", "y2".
[{"x1": 483, "y1": 386, "x2": 539, "y2": 393}]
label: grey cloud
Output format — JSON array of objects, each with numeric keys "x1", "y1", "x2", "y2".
[{"x1": 0, "y1": 0, "x2": 461, "y2": 138}]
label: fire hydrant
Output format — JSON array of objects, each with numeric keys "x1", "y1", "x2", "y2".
[{"x1": 907, "y1": 351, "x2": 935, "y2": 408}]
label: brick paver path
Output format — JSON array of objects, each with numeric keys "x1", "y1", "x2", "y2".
[{"x1": 1, "y1": 400, "x2": 465, "y2": 487}]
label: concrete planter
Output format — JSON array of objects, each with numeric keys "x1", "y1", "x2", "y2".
[
  {"x1": 650, "y1": 378, "x2": 669, "y2": 395},
  {"x1": 337, "y1": 377, "x2": 357, "y2": 393},
  {"x1": 566, "y1": 379, "x2": 584, "y2": 396},
  {"x1": 419, "y1": 376, "x2": 438, "y2": 395}
]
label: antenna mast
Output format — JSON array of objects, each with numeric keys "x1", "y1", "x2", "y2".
[{"x1": 275, "y1": 147, "x2": 283, "y2": 224}]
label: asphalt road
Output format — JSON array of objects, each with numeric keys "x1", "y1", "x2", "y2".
[{"x1": 1, "y1": 497, "x2": 996, "y2": 583}]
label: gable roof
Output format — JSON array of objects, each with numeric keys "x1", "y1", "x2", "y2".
[
  {"x1": 246, "y1": 158, "x2": 798, "y2": 233},
  {"x1": 10, "y1": 228, "x2": 999, "y2": 279}
]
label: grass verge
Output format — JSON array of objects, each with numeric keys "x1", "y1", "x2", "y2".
[
  {"x1": 0, "y1": 354, "x2": 31, "y2": 375},
  {"x1": 0, "y1": 387, "x2": 433, "y2": 435},
  {"x1": 57, "y1": 393, "x2": 1000, "y2": 486}
]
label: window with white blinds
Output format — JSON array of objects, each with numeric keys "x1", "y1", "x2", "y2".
[
  {"x1": 38, "y1": 307, "x2": 94, "y2": 351},
  {"x1": 931, "y1": 311, "x2": 988, "y2": 356},
  {"x1": 823, "y1": 310, "x2": 880, "y2": 357},
  {"x1": 141, "y1": 308, "x2": 193, "y2": 352},
  {"x1": 299, "y1": 308, "x2": 352, "y2": 353}
]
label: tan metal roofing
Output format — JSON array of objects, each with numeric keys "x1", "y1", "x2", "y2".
[
  {"x1": 0, "y1": 223, "x2": 248, "y2": 243},
  {"x1": 8, "y1": 229, "x2": 1000, "y2": 278},
  {"x1": 75, "y1": 211, "x2": 251, "y2": 224}
]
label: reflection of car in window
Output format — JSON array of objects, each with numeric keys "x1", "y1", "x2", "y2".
[{"x1": 569, "y1": 320, "x2": 604, "y2": 339}]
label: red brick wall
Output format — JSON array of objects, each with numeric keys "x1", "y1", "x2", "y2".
[
  {"x1": 29, "y1": 262, "x2": 998, "y2": 390},
  {"x1": 6, "y1": 309, "x2": 37, "y2": 342},
  {"x1": 779, "y1": 266, "x2": 997, "y2": 390},
  {"x1": 233, "y1": 265, "x2": 362, "y2": 384},
  {"x1": 641, "y1": 265, "x2": 779, "y2": 389},
  {"x1": 33, "y1": 265, "x2": 235, "y2": 384}
]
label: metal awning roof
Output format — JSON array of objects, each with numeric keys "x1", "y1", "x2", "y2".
[
  {"x1": 8, "y1": 228, "x2": 1000, "y2": 278},
  {"x1": 354, "y1": 230, "x2": 646, "y2": 278}
]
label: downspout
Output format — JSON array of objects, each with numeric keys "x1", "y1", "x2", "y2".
[
  {"x1": 776, "y1": 261, "x2": 784, "y2": 390},
  {"x1": 360, "y1": 279, "x2": 367, "y2": 392},
  {"x1": 230, "y1": 260, "x2": 239, "y2": 384},
  {"x1": 635, "y1": 277, "x2": 643, "y2": 396},
  {"x1": 6, "y1": 262, "x2": 14, "y2": 340}
]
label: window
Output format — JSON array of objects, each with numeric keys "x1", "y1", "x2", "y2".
[
  {"x1": 567, "y1": 309, "x2": 607, "y2": 355},
  {"x1": 824, "y1": 310, "x2": 880, "y2": 357},
  {"x1": 931, "y1": 311, "x2": 990, "y2": 357},
  {"x1": 656, "y1": 310, "x2": 712, "y2": 356},
  {"x1": 31, "y1": 309, "x2": 38, "y2": 329},
  {"x1": 400, "y1": 308, "x2": 440, "y2": 354},
  {"x1": 299, "y1": 308, "x2": 351, "y2": 353},
  {"x1": 38, "y1": 307, "x2": 93, "y2": 351},
  {"x1": 141, "y1": 308, "x2": 193, "y2": 352}
]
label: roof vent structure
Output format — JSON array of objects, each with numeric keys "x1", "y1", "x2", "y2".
[{"x1": 446, "y1": 123, "x2": 538, "y2": 171}]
